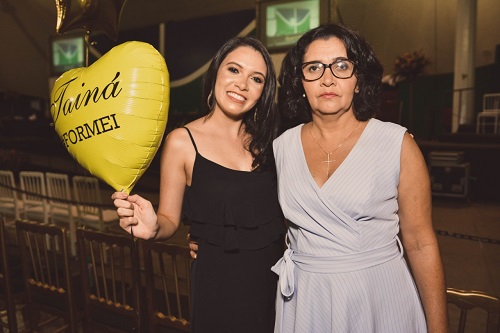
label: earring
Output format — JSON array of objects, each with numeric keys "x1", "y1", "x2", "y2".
[
  {"x1": 207, "y1": 90, "x2": 214, "y2": 109},
  {"x1": 302, "y1": 93, "x2": 306, "y2": 98},
  {"x1": 254, "y1": 109, "x2": 258, "y2": 123}
]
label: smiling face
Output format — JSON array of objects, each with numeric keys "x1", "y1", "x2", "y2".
[
  {"x1": 213, "y1": 46, "x2": 267, "y2": 119},
  {"x1": 302, "y1": 37, "x2": 358, "y2": 117}
]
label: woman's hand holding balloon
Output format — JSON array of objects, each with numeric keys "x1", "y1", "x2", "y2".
[{"x1": 112, "y1": 191, "x2": 159, "y2": 240}]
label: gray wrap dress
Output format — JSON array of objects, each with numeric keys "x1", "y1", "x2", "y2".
[{"x1": 271, "y1": 118, "x2": 427, "y2": 333}]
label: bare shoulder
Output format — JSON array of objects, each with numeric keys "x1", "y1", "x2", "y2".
[
  {"x1": 400, "y1": 131, "x2": 429, "y2": 181},
  {"x1": 161, "y1": 127, "x2": 196, "y2": 161},
  {"x1": 401, "y1": 131, "x2": 425, "y2": 162},
  {"x1": 161, "y1": 118, "x2": 206, "y2": 159},
  {"x1": 164, "y1": 127, "x2": 190, "y2": 150}
]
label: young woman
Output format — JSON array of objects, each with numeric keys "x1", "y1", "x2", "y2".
[{"x1": 112, "y1": 36, "x2": 286, "y2": 332}]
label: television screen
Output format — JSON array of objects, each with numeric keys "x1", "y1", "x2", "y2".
[
  {"x1": 49, "y1": 33, "x2": 86, "y2": 76},
  {"x1": 257, "y1": 0, "x2": 330, "y2": 52}
]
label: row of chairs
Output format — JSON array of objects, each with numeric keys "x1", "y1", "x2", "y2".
[
  {"x1": 0, "y1": 217, "x2": 192, "y2": 333},
  {"x1": 3, "y1": 216, "x2": 500, "y2": 332},
  {"x1": 0, "y1": 170, "x2": 118, "y2": 255}
]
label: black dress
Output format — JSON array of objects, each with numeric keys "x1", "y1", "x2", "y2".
[{"x1": 182, "y1": 128, "x2": 286, "y2": 333}]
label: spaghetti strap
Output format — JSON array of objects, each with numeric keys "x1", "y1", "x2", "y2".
[{"x1": 183, "y1": 127, "x2": 198, "y2": 153}]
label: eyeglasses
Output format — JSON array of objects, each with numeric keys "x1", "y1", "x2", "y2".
[{"x1": 301, "y1": 59, "x2": 356, "y2": 82}]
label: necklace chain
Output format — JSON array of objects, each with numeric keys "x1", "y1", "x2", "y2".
[{"x1": 309, "y1": 121, "x2": 360, "y2": 177}]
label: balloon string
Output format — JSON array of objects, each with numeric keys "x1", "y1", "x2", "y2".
[
  {"x1": 121, "y1": 189, "x2": 138, "y2": 319},
  {"x1": 127, "y1": 212, "x2": 140, "y2": 320}
]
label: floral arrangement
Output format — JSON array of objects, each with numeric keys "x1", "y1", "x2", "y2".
[{"x1": 393, "y1": 49, "x2": 430, "y2": 81}]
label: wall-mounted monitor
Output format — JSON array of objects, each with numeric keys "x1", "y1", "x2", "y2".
[
  {"x1": 49, "y1": 32, "x2": 87, "y2": 76},
  {"x1": 257, "y1": 0, "x2": 331, "y2": 53}
]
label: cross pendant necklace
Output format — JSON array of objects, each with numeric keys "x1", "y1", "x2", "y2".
[
  {"x1": 323, "y1": 152, "x2": 335, "y2": 169},
  {"x1": 309, "y1": 121, "x2": 360, "y2": 178}
]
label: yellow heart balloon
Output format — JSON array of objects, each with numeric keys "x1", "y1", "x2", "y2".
[{"x1": 50, "y1": 41, "x2": 170, "y2": 193}]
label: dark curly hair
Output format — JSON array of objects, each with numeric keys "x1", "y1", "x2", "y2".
[
  {"x1": 278, "y1": 24, "x2": 383, "y2": 131},
  {"x1": 202, "y1": 36, "x2": 279, "y2": 171}
]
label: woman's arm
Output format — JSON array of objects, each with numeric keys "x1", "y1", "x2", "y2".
[
  {"x1": 154, "y1": 127, "x2": 194, "y2": 240},
  {"x1": 113, "y1": 127, "x2": 193, "y2": 240},
  {"x1": 398, "y1": 132, "x2": 449, "y2": 333}
]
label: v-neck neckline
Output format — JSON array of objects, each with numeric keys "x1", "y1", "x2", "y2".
[{"x1": 298, "y1": 118, "x2": 373, "y2": 190}]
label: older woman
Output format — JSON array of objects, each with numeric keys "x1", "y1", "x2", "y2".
[{"x1": 272, "y1": 24, "x2": 448, "y2": 333}]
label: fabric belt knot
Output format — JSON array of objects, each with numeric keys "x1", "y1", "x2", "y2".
[
  {"x1": 272, "y1": 237, "x2": 403, "y2": 301},
  {"x1": 271, "y1": 248, "x2": 295, "y2": 300}
]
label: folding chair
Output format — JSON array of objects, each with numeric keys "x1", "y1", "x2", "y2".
[
  {"x1": 142, "y1": 240, "x2": 192, "y2": 332},
  {"x1": 46, "y1": 172, "x2": 78, "y2": 256},
  {"x1": 0, "y1": 216, "x2": 26, "y2": 332},
  {"x1": 0, "y1": 170, "x2": 22, "y2": 221},
  {"x1": 447, "y1": 287, "x2": 500, "y2": 333},
  {"x1": 77, "y1": 228, "x2": 142, "y2": 332},
  {"x1": 15, "y1": 219, "x2": 81, "y2": 333},
  {"x1": 19, "y1": 171, "x2": 49, "y2": 224},
  {"x1": 476, "y1": 93, "x2": 500, "y2": 134},
  {"x1": 72, "y1": 176, "x2": 118, "y2": 231}
]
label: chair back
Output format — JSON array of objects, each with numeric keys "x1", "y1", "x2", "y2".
[
  {"x1": 447, "y1": 287, "x2": 500, "y2": 333},
  {"x1": 15, "y1": 218, "x2": 79, "y2": 332},
  {"x1": 483, "y1": 93, "x2": 500, "y2": 112},
  {"x1": 73, "y1": 176, "x2": 117, "y2": 231},
  {"x1": 46, "y1": 172, "x2": 72, "y2": 215},
  {"x1": 77, "y1": 228, "x2": 142, "y2": 332},
  {"x1": 19, "y1": 171, "x2": 48, "y2": 223},
  {"x1": 72, "y1": 175, "x2": 101, "y2": 217},
  {"x1": 0, "y1": 216, "x2": 19, "y2": 332},
  {"x1": 0, "y1": 170, "x2": 21, "y2": 219},
  {"x1": 46, "y1": 172, "x2": 77, "y2": 256},
  {"x1": 142, "y1": 240, "x2": 192, "y2": 332}
]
